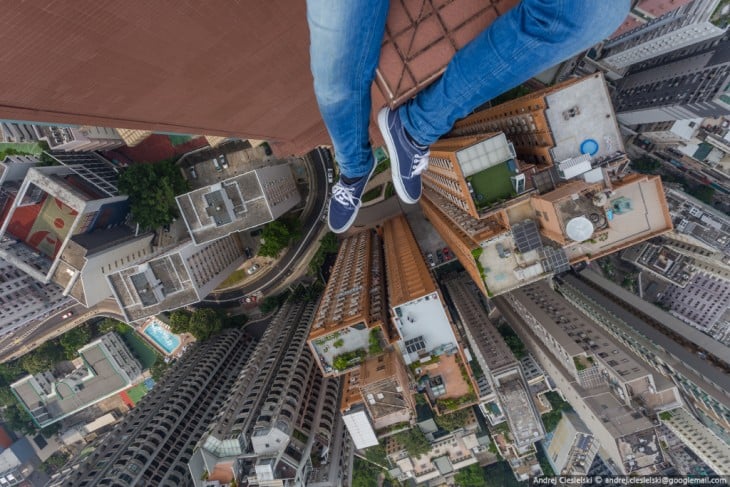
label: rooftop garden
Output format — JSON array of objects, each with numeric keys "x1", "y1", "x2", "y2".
[
  {"x1": 332, "y1": 348, "x2": 367, "y2": 371},
  {"x1": 468, "y1": 161, "x2": 516, "y2": 209}
]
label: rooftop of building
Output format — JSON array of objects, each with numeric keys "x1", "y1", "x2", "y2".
[
  {"x1": 514, "y1": 280, "x2": 658, "y2": 384},
  {"x1": 497, "y1": 374, "x2": 544, "y2": 446},
  {"x1": 176, "y1": 170, "x2": 273, "y2": 245},
  {"x1": 543, "y1": 74, "x2": 624, "y2": 163},
  {"x1": 107, "y1": 244, "x2": 199, "y2": 322},
  {"x1": 359, "y1": 351, "x2": 413, "y2": 422},
  {"x1": 11, "y1": 334, "x2": 137, "y2": 427}
]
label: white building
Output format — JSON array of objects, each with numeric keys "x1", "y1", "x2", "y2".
[
  {"x1": 176, "y1": 163, "x2": 300, "y2": 245},
  {"x1": 599, "y1": 0, "x2": 725, "y2": 71}
]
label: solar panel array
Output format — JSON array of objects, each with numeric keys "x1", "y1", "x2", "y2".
[
  {"x1": 405, "y1": 335, "x2": 426, "y2": 354},
  {"x1": 540, "y1": 247, "x2": 571, "y2": 274},
  {"x1": 512, "y1": 220, "x2": 543, "y2": 253}
]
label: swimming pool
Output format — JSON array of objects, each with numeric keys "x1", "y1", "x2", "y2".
[{"x1": 144, "y1": 321, "x2": 181, "y2": 354}]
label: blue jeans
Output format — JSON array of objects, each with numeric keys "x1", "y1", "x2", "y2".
[{"x1": 307, "y1": 0, "x2": 629, "y2": 178}]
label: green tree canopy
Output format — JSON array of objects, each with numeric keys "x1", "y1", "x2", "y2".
[
  {"x1": 169, "y1": 310, "x2": 192, "y2": 334},
  {"x1": 118, "y1": 160, "x2": 189, "y2": 230},
  {"x1": 169, "y1": 308, "x2": 223, "y2": 341},
  {"x1": 258, "y1": 217, "x2": 302, "y2": 258},
  {"x1": 434, "y1": 409, "x2": 471, "y2": 432},
  {"x1": 393, "y1": 428, "x2": 431, "y2": 458},
  {"x1": 60, "y1": 324, "x2": 91, "y2": 359},
  {"x1": 20, "y1": 342, "x2": 64, "y2": 375},
  {"x1": 454, "y1": 464, "x2": 487, "y2": 487}
]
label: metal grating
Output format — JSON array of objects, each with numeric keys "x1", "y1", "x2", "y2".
[
  {"x1": 512, "y1": 220, "x2": 542, "y2": 253},
  {"x1": 48, "y1": 151, "x2": 120, "y2": 197},
  {"x1": 540, "y1": 247, "x2": 570, "y2": 274}
]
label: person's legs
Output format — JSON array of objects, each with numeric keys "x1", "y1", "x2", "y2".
[
  {"x1": 400, "y1": 0, "x2": 631, "y2": 145},
  {"x1": 307, "y1": 0, "x2": 389, "y2": 233},
  {"x1": 307, "y1": 0, "x2": 389, "y2": 178}
]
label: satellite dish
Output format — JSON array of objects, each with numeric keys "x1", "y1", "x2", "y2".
[
  {"x1": 593, "y1": 193, "x2": 608, "y2": 207},
  {"x1": 566, "y1": 216, "x2": 594, "y2": 242}
]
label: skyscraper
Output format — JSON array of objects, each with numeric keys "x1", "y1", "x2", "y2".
[
  {"x1": 598, "y1": 0, "x2": 725, "y2": 71},
  {"x1": 51, "y1": 329, "x2": 258, "y2": 487},
  {"x1": 189, "y1": 298, "x2": 345, "y2": 487},
  {"x1": 614, "y1": 34, "x2": 730, "y2": 124},
  {"x1": 422, "y1": 74, "x2": 673, "y2": 297}
]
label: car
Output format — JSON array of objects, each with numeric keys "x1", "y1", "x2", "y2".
[
  {"x1": 442, "y1": 247, "x2": 451, "y2": 261},
  {"x1": 219, "y1": 155, "x2": 229, "y2": 169},
  {"x1": 61, "y1": 311, "x2": 73, "y2": 320},
  {"x1": 327, "y1": 168, "x2": 334, "y2": 184},
  {"x1": 212, "y1": 157, "x2": 222, "y2": 171},
  {"x1": 189, "y1": 166, "x2": 198, "y2": 179},
  {"x1": 246, "y1": 264, "x2": 260, "y2": 275},
  {"x1": 426, "y1": 253, "x2": 435, "y2": 267},
  {"x1": 244, "y1": 247, "x2": 253, "y2": 259},
  {"x1": 436, "y1": 249, "x2": 443, "y2": 263}
]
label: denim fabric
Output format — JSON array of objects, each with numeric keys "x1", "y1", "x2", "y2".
[{"x1": 307, "y1": 0, "x2": 630, "y2": 176}]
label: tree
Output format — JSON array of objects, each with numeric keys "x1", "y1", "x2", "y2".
[
  {"x1": 2, "y1": 402, "x2": 35, "y2": 435},
  {"x1": 187, "y1": 308, "x2": 223, "y2": 341},
  {"x1": 309, "y1": 232, "x2": 340, "y2": 275},
  {"x1": 258, "y1": 220, "x2": 293, "y2": 257},
  {"x1": 169, "y1": 310, "x2": 192, "y2": 334},
  {"x1": 20, "y1": 342, "x2": 64, "y2": 375},
  {"x1": 434, "y1": 409, "x2": 471, "y2": 432},
  {"x1": 393, "y1": 428, "x2": 430, "y2": 457},
  {"x1": 117, "y1": 160, "x2": 189, "y2": 230},
  {"x1": 60, "y1": 324, "x2": 91, "y2": 359},
  {"x1": 454, "y1": 464, "x2": 487, "y2": 487},
  {"x1": 98, "y1": 318, "x2": 126, "y2": 335},
  {"x1": 0, "y1": 362, "x2": 23, "y2": 384},
  {"x1": 150, "y1": 359, "x2": 170, "y2": 381}
]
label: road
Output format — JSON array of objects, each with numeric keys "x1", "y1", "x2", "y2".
[
  {"x1": 203, "y1": 147, "x2": 330, "y2": 305},
  {"x1": 0, "y1": 298, "x2": 125, "y2": 363}
]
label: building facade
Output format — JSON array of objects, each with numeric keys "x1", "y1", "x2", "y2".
[
  {"x1": 51, "y1": 329, "x2": 257, "y2": 487},
  {"x1": 189, "y1": 297, "x2": 345, "y2": 487},
  {"x1": 11, "y1": 332, "x2": 142, "y2": 428},
  {"x1": 107, "y1": 234, "x2": 246, "y2": 322},
  {"x1": 614, "y1": 34, "x2": 730, "y2": 124},
  {"x1": 598, "y1": 0, "x2": 725, "y2": 71}
]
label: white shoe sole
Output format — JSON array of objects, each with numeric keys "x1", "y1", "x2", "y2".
[{"x1": 377, "y1": 107, "x2": 418, "y2": 205}]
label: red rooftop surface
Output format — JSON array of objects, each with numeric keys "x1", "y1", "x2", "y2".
[
  {"x1": 0, "y1": 1, "x2": 632, "y2": 156},
  {"x1": 610, "y1": 0, "x2": 693, "y2": 38}
]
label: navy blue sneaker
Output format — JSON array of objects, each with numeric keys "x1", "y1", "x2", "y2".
[
  {"x1": 377, "y1": 106, "x2": 430, "y2": 204},
  {"x1": 327, "y1": 163, "x2": 376, "y2": 234}
]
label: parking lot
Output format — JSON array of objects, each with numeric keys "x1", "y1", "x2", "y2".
[{"x1": 402, "y1": 203, "x2": 453, "y2": 269}]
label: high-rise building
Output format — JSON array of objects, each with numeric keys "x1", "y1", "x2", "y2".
[
  {"x1": 175, "y1": 164, "x2": 300, "y2": 245},
  {"x1": 34, "y1": 125, "x2": 123, "y2": 152},
  {"x1": 11, "y1": 332, "x2": 142, "y2": 429},
  {"x1": 614, "y1": 34, "x2": 730, "y2": 124},
  {"x1": 496, "y1": 281, "x2": 683, "y2": 474},
  {"x1": 544, "y1": 411, "x2": 600, "y2": 476},
  {"x1": 107, "y1": 234, "x2": 245, "y2": 322},
  {"x1": 598, "y1": 0, "x2": 725, "y2": 71},
  {"x1": 189, "y1": 298, "x2": 345, "y2": 487},
  {"x1": 443, "y1": 275, "x2": 544, "y2": 450},
  {"x1": 50, "y1": 329, "x2": 258, "y2": 487},
  {"x1": 556, "y1": 271, "x2": 730, "y2": 444},
  {"x1": 0, "y1": 256, "x2": 70, "y2": 342},
  {"x1": 307, "y1": 230, "x2": 390, "y2": 377},
  {"x1": 114, "y1": 128, "x2": 152, "y2": 148},
  {"x1": 658, "y1": 407, "x2": 730, "y2": 475},
  {"x1": 421, "y1": 74, "x2": 673, "y2": 297},
  {"x1": 0, "y1": 153, "x2": 153, "y2": 307},
  {"x1": 340, "y1": 349, "x2": 414, "y2": 449},
  {"x1": 631, "y1": 118, "x2": 703, "y2": 147}
]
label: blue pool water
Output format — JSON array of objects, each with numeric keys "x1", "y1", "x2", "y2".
[{"x1": 144, "y1": 321, "x2": 181, "y2": 354}]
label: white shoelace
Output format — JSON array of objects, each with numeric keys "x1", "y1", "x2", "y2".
[
  {"x1": 332, "y1": 183, "x2": 358, "y2": 208},
  {"x1": 411, "y1": 150, "x2": 430, "y2": 176}
]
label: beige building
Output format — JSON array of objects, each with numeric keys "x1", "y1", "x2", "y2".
[{"x1": 420, "y1": 74, "x2": 673, "y2": 297}]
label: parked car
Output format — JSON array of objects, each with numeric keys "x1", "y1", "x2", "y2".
[
  {"x1": 244, "y1": 247, "x2": 253, "y2": 259},
  {"x1": 189, "y1": 166, "x2": 198, "y2": 179},
  {"x1": 436, "y1": 249, "x2": 443, "y2": 263},
  {"x1": 212, "y1": 157, "x2": 223, "y2": 171},
  {"x1": 327, "y1": 168, "x2": 334, "y2": 184},
  {"x1": 246, "y1": 264, "x2": 260, "y2": 275},
  {"x1": 442, "y1": 247, "x2": 451, "y2": 261},
  {"x1": 61, "y1": 311, "x2": 73, "y2": 320},
  {"x1": 426, "y1": 252, "x2": 435, "y2": 267},
  {"x1": 219, "y1": 155, "x2": 229, "y2": 169}
]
